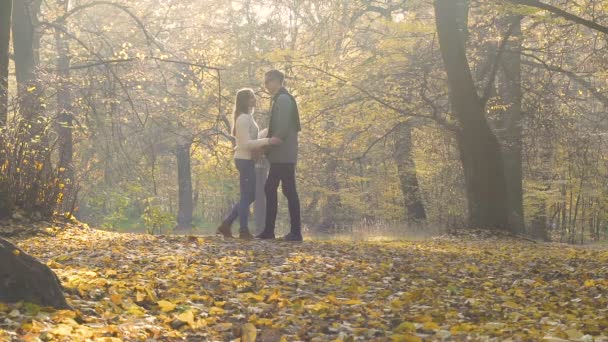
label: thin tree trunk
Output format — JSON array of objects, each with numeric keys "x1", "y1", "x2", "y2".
[
  {"x1": 0, "y1": 0, "x2": 12, "y2": 125},
  {"x1": 175, "y1": 142, "x2": 193, "y2": 231},
  {"x1": 318, "y1": 157, "x2": 342, "y2": 232},
  {"x1": 55, "y1": 0, "x2": 74, "y2": 213},
  {"x1": 393, "y1": 122, "x2": 427, "y2": 222},
  {"x1": 434, "y1": 0, "x2": 510, "y2": 231},
  {"x1": 529, "y1": 141, "x2": 552, "y2": 241}
]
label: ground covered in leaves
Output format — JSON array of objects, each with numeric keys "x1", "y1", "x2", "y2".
[{"x1": 1, "y1": 223, "x2": 608, "y2": 341}]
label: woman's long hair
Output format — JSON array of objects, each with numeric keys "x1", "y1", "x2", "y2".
[{"x1": 233, "y1": 88, "x2": 255, "y2": 136}]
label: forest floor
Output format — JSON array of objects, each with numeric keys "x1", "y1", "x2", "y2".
[{"x1": 1, "y1": 222, "x2": 608, "y2": 341}]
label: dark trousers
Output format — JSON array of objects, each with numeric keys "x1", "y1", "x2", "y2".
[
  {"x1": 223, "y1": 159, "x2": 256, "y2": 233},
  {"x1": 264, "y1": 163, "x2": 301, "y2": 235}
]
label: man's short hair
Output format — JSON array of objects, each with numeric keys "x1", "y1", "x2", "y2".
[{"x1": 265, "y1": 70, "x2": 285, "y2": 84}]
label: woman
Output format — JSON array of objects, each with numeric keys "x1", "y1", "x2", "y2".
[{"x1": 216, "y1": 89, "x2": 281, "y2": 239}]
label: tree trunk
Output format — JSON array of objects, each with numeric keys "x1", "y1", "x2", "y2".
[
  {"x1": 434, "y1": 0, "x2": 510, "y2": 231},
  {"x1": 175, "y1": 142, "x2": 193, "y2": 231},
  {"x1": 529, "y1": 138, "x2": 552, "y2": 241},
  {"x1": 12, "y1": 0, "x2": 42, "y2": 123},
  {"x1": 318, "y1": 157, "x2": 342, "y2": 232},
  {"x1": 55, "y1": 1, "x2": 74, "y2": 213},
  {"x1": 0, "y1": 238, "x2": 70, "y2": 309},
  {"x1": 496, "y1": 15, "x2": 525, "y2": 234},
  {"x1": 393, "y1": 122, "x2": 426, "y2": 222},
  {"x1": 0, "y1": 0, "x2": 11, "y2": 125}
]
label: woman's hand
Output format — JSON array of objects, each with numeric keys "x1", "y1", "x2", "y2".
[
  {"x1": 258, "y1": 128, "x2": 268, "y2": 138},
  {"x1": 269, "y1": 137, "x2": 283, "y2": 145}
]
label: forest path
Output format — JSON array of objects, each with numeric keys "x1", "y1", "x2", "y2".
[{"x1": 2, "y1": 224, "x2": 607, "y2": 341}]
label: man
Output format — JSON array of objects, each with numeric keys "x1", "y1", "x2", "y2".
[{"x1": 257, "y1": 70, "x2": 303, "y2": 242}]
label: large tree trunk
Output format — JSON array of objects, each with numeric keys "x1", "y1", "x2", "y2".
[
  {"x1": 393, "y1": 122, "x2": 426, "y2": 222},
  {"x1": 12, "y1": 0, "x2": 42, "y2": 123},
  {"x1": 0, "y1": 0, "x2": 11, "y2": 125},
  {"x1": 175, "y1": 142, "x2": 193, "y2": 231},
  {"x1": 496, "y1": 15, "x2": 525, "y2": 234},
  {"x1": 0, "y1": 238, "x2": 70, "y2": 309},
  {"x1": 434, "y1": 0, "x2": 510, "y2": 231},
  {"x1": 55, "y1": 1, "x2": 75, "y2": 213}
]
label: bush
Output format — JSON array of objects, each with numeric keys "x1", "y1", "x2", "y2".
[{"x1": 0, "y1": 118, "x2": 64, "y2": 220}]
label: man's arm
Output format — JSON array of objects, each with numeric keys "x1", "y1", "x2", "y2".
[{"x1": 271, "y1": 95, "x2": 295, "y2": 141}]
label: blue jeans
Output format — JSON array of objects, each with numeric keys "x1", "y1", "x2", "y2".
[{"x1": 223, "y1": 159, "x2": 256, "y2": 233}]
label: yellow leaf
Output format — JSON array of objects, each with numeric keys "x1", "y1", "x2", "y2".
[
  {"x1": 126, "y1": 304, "x2": 145, "y2": 316},
  {"x1": 502, "y1": 301, "x2": 519, "y2": 309},
  {"x1": 158, "y1": 300, "x2": 177, "y2": 312},
  {"x1": 565, "y1": 329, "x2": 584, "y2": 340},
  {"x1": 51, "y1": 324, "x2": 73, "y2": 336},
  {"x1": 176, "y1": 310, "x2": 195, "y2": 326},
  {"x1": 465, "y1": 264, "x2": 479, "y2": 273},
  {"x1": 209, "y1": 306, "x2": 225, "y2": 315},
  {"x1": 241, "y1": 323, "x2": 257, "y2": 342},
  {"x1": 246, "y1": 293, "x2": 264, "y2": 302},
  {"x1": 109, "y1": 294, "x2": 122, "y2": 305},
  {"x1": 342, "y1": 298, "x2": 363, "y2": 305},
  {"x1": 391, "y1": 334, "x2": 421, "y2": 342},
  {"x1": 267, "y1": 290, "x2": 281, "y2": 303},
  {"x1": 394, "y1": 322, "x2": 416, "y2": 333},
  {"x1": 413, "y1": 315, "x2": 433, "y2": 323},
  {"x1": 450, "y1": 323, "x2": 474, "y2": 334},
  {"x1": 136, "y1": 291, "x2": 146, "y2": 302},
  {"x1": 423, "y1": 322, "x2": 440, "y2": 330},
  {"x1": 12, "y1": 249, "x2": 20, "y2": 256}
]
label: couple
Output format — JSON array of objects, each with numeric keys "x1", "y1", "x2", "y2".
[{"x1": 216, "y1": 70, "x2": 303, "y2": 242}]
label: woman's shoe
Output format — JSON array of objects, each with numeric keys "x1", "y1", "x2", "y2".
[
  {"x1": 239, "y1": 231, "x2": 254, "y2": 240},
  {"x1": 216, "y1": 223, "x2": 233, "y2": 238}
]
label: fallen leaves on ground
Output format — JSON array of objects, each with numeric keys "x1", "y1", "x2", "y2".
[{"x1": 1, "y1": 224, "x2": 608, "y2": 341}]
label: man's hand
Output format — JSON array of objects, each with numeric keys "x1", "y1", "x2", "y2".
[{"x1": 269, "y1": 137, "x2": 283, "y2": 145}]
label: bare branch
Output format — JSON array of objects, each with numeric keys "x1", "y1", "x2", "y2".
[
  {"x1": 481, "y1": 16, "x2": 521, "y2": 105},
  {"x1": 508, "y1": 0, "x2": 608, "y2": 34}
]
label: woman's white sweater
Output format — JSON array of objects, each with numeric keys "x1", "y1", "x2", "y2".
[{"x1": 233, "y1": 113, "x2": 270, "y2": 160}]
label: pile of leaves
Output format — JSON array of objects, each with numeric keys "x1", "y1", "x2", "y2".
[{"x1": 1, "y1": 224, "x2": 608, "y2": 341}]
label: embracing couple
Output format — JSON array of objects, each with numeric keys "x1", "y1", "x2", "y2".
[{"x1": 216, "y1": 70, "x2": 303, "y2": 242}]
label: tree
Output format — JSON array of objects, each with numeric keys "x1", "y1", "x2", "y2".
[
  {"x1": 393, "y1": 122, "x2": 427, "y2": 222},
  {"x1": 54, "y1": 0, "x2": 75, "y2": 213},
  {"x1": 175, "y1": 140, "x2": 194, "y2": 232},
  {"x1": 12, "y1": 0, "x2": 42, "y2": 123},
  {"x1": 0, "y1": 0, "x2": 11, "y2": 125},
  {"x1": 495, "y1": 15, "x2": 525, "y2": 234},
  {"x1": 434, "y1": 0, "x2": 511, "y2": 231}
]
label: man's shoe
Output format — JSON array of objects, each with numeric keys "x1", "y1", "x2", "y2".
[
  {"x1": 256, "y1": 231, "x2": 276, "y2": 240},
  {"x1": 216, "y1": 222, "x2": 233, "y2": 238},
  {"x1": 240, "y1": 231, "x2": 254, "y2": 240},
  {"x1": 282, "y1": 232, "x2": 303, "y2": 242}
]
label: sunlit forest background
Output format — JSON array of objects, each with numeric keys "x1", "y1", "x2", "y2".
[{"x1": 1, "y1": 0, "x2": 607, "y2": 242}]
